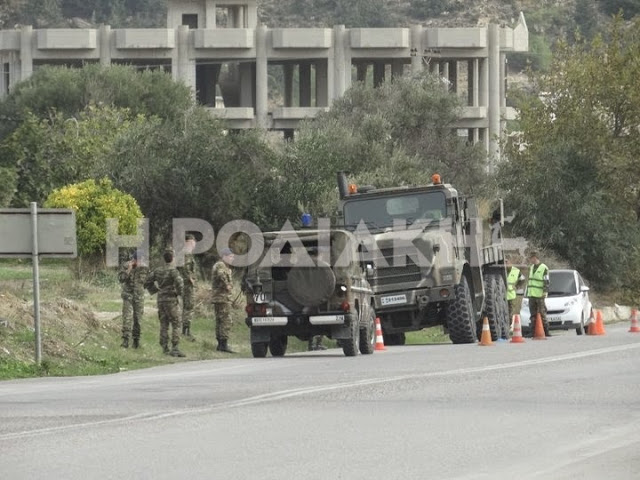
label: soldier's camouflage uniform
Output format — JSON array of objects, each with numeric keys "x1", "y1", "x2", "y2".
[
  {"x1": 145, "y1": 263, "x2": 184, "y2": 354},
  {"x1": 211, "y1": 260, "x2": 233, "y2": 342},
  {"x1": 178, "y1": 252, "x2": 197, "y2": 337},
  {"x1": 119, "y1": 261, "x2": 148, "y2": 346}
]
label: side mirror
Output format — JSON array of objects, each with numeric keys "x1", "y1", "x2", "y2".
[{"x1": 580, "y1": 285, "x2": 590, "y2": 292}]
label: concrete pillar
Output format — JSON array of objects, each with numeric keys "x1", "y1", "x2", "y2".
[
  {"x1": 255, "y1": 24, "x2": 269, "y2": 128},
  {"x1": 0, "y1": 58, "x2": 6, "y2": 97},
  {"x1": 441, "y1": 61, "x2": 449, "y2": 83},
  {"x1": 283, "y1": 63, "x2": 294, "y2": 107},
  {"x1": 233, "y1": 7, "x2": 243, "y2": 28},
  {"x1": 174, "y1": 25, "x2": 196, "y2": 96},
  {"x1": 239, "y1": 62, "x2": 254, "y2": 108},
  {"x1": 501, "y1": 54, "x2": 507, "y2": 107},
  {"x1": 479, "y1": 58, "x2": 488, "y2": 108},
  {"x1": 448, "y1": 60, "x2": 457, "y2": 93},
  {"x1": 488, "y1": 24, "x2": 501, "y2": 165},
  {"x1": 333, "y1": 25, "x2": 346, "y2": 100},
  {"x1": 468, "y1": 59, "x2": 479, "y2": 107},
  {"x1": 373, "y1": 62, "x2": 385, "y2": 87},
  {"x1": 315, "y1": 60, "x2": 329, "y2": 107},
  {"x1": 356, "y1": 63, "x2": 368, "y2": 83},
  {"x1": 430, "y1": 61, "x2": 439, "y2": 76},
  {"x1": 99, "y1": 25, "x2": 111, "y2": 66},
  {"x1": 205, "y1": 0, "x2": 216, "y2": 29},
  {"x1": 410, "y1": 25, "x2": 423, "y2": 74},
  {"x1": 391, "y1": 59, "x2": 404, "y2": 79},
  {"x1": 299, "y1": 61, "x2": 312, "y2": 107},
  {"x1": 20, "y1": 25, "x2": 33, "y2": 84},
  {"x1": 246, "y1": 5, "x2": 258, "y2": 28}
]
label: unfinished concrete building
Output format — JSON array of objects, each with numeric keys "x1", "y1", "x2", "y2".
[{"x1": 0, "y1": 0, "x2": 528, "y2": 159}]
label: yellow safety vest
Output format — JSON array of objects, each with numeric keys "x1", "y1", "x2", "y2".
[
  {"x1": 527, "y1": 263, "x2": 548, "y2": 298},
  {"x1": 506, "y1": 267, "x2": 520, "y2": 301}
]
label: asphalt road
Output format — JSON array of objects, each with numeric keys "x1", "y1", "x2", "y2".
[{"x1": 2, "y1": 325, "x2": 640, "y2": 480}]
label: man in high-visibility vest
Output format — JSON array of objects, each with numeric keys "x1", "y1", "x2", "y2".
[
  {"x1": 526, "y1": 251, "x2": 550, "y2": 336},
  {"x1": 506, "y1": 258, "x2": 525, "y2": 322}
]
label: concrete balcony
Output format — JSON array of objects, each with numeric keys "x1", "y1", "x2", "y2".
[
  {"x1": 272, "y1": 29, "x2": 332, "y2": 49},
  {"x1": 271, "y1": 107, "x2": 329, "y2": 129},
  {"x1": 425, "y1": 28, "x2": 486, "y2": 49},
  {"x1": 116, "y1": 29, "x2": 175, "y2": 49},
  {"x1": 206, "y1": 107, "x2": 255, "y2": 128},
  {"x1": 0, "y1": 30, "x2": 19, "y2": 51},
  {"x1": 194, "y1": 29, "x2": 254, "y2": 49},
  {"x1": 350, "y1": 28, "x2": 410, "y2": 49},
  {"x1": 36, "y1": 29, "x2": 97, "y2": 50},
  {"x1": 460, "y1": 106, "x2": 487, "y2": 119}
]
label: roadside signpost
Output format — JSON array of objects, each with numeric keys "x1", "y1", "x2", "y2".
[{"x1": 0, "y1": 204, "x2": 77, "y2": 364}]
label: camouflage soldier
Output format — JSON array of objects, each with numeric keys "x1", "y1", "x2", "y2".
[
  {"x1": 177, "y1": 234, "x2": 198, "y2": 341},
  {"x1": 119, "y1": 252, "x2": 148, "y2": 349},
  {"x1": 145, "y1": 248, "x2": 185, "y2": 357},
  {"x1": 212, "y1": 247, "x2": 235, "y2": 353}
]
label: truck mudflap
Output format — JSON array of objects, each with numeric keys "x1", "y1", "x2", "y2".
[{"x1": 374, "y1": 286, "x2": 454, "y2": 311}]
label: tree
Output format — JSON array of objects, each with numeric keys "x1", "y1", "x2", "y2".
[
  {"x1": 0, "y1": 105, "x2": 143, "y2": 207},
  {"x1": 44, "y1": 178, "x2": 143, "y2": 257},
  {"x1": 501, "y1": 16, "x2": 640, "y2": 294},
  {"x1": 0, "y1": 64, "x2": 193, "y2": 142},
  {"x1": 255, "y1": 72, "x2": 489, "y2": 228}
]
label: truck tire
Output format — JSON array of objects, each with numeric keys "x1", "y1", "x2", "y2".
[
  {"x1": 446, "y1": 276, "x2": 477, "y2": 344},
  {"x1": 269, "y1": 335, "x2": 288, "y2": 357},
  {"x1": 342, "y1": 316, "x2": 360, "y2": 357},
  {"x1": 287, "y1": 260, "x2": 336, "y2": 307},
  {"x1": 251, "y1": 342, "x2": 268, "y2": 358},
  {"x1": 359, "y1": 308, "x2": 376, "y2": 354},
  {"x1": 481, "y1": 274, "x2": 503, "y2": 341}
]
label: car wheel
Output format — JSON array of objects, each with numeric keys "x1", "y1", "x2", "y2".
[{"x1": 576, "y1": 315, "x2": 585, "y2": 335}]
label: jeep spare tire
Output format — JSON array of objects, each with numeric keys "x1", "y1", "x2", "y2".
[{"x1": 287, "y1": 260, "x2": 336, "y2": 307}]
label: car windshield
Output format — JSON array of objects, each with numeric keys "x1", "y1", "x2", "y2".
[
  {"x1": 548, "y1": 271, "x2": 577, "y2": 296},
  {"x1": 343, "y1": 191, "x2": 447, "y2": 230}
]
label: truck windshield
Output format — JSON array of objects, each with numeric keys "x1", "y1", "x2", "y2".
[{"x1": 343, "y1": 191, "x2": 447, "y2": 229}]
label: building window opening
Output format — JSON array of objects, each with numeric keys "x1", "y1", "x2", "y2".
[{"x1": 182, "y1": 14, "x2": 198, "y2": 29}]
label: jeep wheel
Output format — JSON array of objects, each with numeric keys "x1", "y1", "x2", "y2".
[
  {"x1": 342, "y1": 316, "x2": 360, "y2": 357},
  {"x1": 251, "y1": 342, "x2": 268, "y2": 358},
  {"x1": 269, "y1": 335, "x2": 288, "y2": 357},
  {"x1": 446, "y1": 276, "x2": 477, "y2": 344},
  {"x1": 359, "y1": 308, "x2": 375, "y2": 354},
  {"x1": 481, "y1": 273, "x2": 503, "y2": 341}
]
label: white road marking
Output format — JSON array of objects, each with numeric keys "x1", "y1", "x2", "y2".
[{"x1": 2, "y1": 342, "x2": 639, "y2": 441}]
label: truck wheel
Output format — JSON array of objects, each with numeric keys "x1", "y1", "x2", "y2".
[
  {"x1": 481, "y1": 274, "x2": 503, "y2": 341},
  {"x1": 342, "y1": 316, "x2": 360, "y2": 357},
  {"x1": 251, "y1": 342, "x2": 268, "y2": 358},
  {"x1": 359, "y1": 308, "x2": 375, "y2": 355},
  {"x1": 446, "y1": 276, "x2": 477, "y2": 344},
  {"x1": 269, "y1": 335, "x2": 288, "y2": 357},
  {"x1": 576, "y1": 315, "x2": 585, "y2": 335}
]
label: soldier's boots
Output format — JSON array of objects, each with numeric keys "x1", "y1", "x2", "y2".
[
  {"x1": 121, "y1": 337, "x2": 129, "y2": 348},
  {"x1": 170, "y1": 348, "x2": 186, "y2": 358},
  {"x1": 218, "y1": 339, "x2": 235, "y2": 354},
  {"x1": 132, "y1": 338, "x2": 139, "y2": 349}
]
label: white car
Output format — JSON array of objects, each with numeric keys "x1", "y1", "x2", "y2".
[{"x1": 520, "y1": 269, "x2": 592, "y2": 335}]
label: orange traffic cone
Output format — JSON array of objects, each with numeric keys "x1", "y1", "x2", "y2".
[
  {"x1": 478, "y1": 316, "x2": 493, "y2": 346},
  {"x1": 629, "y1": 308, "x2": 640, "y2": 333},
  {"x1": 595, "y1": 309, "x2": 606, "y2": 335},
  {"x1": 587, "y1": 309, "x2": 598, "y2": 335},
  {"x1": 510, "y1": 315, "x2": 525, "y2": 344},
  {"x1": 374, "y1": 317, "x2": 386, "y2": 351},
  {"x1": 532, "y1": 313, "x2": 547, "y2": 340}
]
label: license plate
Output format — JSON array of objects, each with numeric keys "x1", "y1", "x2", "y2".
[
  {"x1": 381, "y1": 294, "x2": 407, "y2": 306},
  {"x1": 251, "y1": 317, "x2": 288, "y2": 326},
  {"x1": 548, "y1": 317, "x2": 562, "y2": 323},
  {"x1": 309, "y1": 315, "x2": 346, "y2": 325}
]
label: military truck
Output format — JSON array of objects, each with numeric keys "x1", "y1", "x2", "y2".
[
  {"x1": 243, "y1": 228, "x2": 376, "y2": 357},
  {"x1": 336, "y1": 172, "x2": 509, "y2": 345}
]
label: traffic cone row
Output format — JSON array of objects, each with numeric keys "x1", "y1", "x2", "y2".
[
  {"x1": 629, "y1": 309, "x2": 640, "y2": 333},
  {"x1": 374, "y1": 317, "x2": 386, "y2": 351}
]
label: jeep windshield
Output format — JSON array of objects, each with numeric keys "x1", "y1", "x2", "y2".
[{"x1": 343, "y1": 191, "x2": 447, "y2": 231}]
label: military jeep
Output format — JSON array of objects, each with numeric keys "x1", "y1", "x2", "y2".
[{"x1": 243, "y1": 229, "x2": 376, "y2": 357}]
